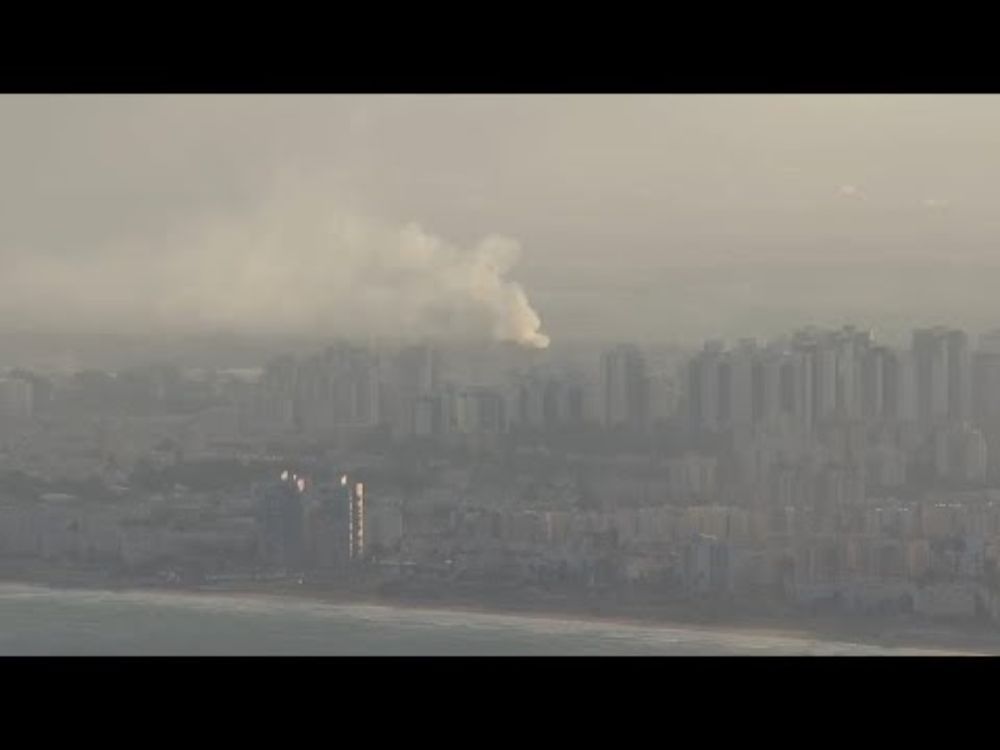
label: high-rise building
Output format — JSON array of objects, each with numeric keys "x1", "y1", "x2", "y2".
[
  {"x1": 778, "y1": 358, "x2": 795, "y2": 417},
  {"x1": 601, "y1": 344, "x2": 648, "y2": 428},
  {"x1": 414, "y1": 394, "x2": 443, "y2": 438},
  {"x1": 815, "y1": 344, "x2": 838, "y2": 421},
  {"x1": 290, "y1": 345, "x2": 383, "y2": 433},
  {"x1": 689, "y1": 340, "x2": 761, "y2": 433},
  {"x1": 505, "y1": 374, "x2": 547, "y2": 430},
  {"x1": 788, "y1": 326, "x2": 874, "y2": 425},
  {"x1": 972, "y1": 349, "x2": 1000, "y2": 479},
  {"x1": 753, "y1": 350, "x2": 785, "y2": 428},
  {"x1": 256, "y1": 475, "x2": 306, "y2": 571},
  {"x1": 388, "y1": 344, "x2": 440, "y2": 436},
  {"x1": 396, "y1": 344, "x2": 439, "y2": 396},
  {"x1": 946, "y1": 329, "x2": 971, "y2": 423},
  {"x1": 789, "y1": 338, "x2": 821, "y2": 434},
  {"x1": 448, "y1": 387, "x2": 507, "y2": 436},
  {"x1": 913, "y1": 327, "x2": 962, "y2": 428},
  {"x1": 477, "y1": 389, "x2": 507, "y2": 433},
  {"x1": 728, "y1": 340, "x2": 756, "y2": 428},
  {"x1": 647, "y1": 371, "x2": 677, "y2": 423},
  {"x1": 303, "y1": 485, "x2": 350, "y2": 570},
  {"x1": 562, "y1": 381, "x2": 587, "y2": 424},
  {"x1": 890, "y1": 349, "x2": 918, "y2": 423},
  {"x1": 832, "y1": 327, "x2": 868, "y2": 419},
  {"x1": 542, "y1": 380, "x2": 562, "y2": 427},
  {"x1": 690, "y1": 339, "x2": 833, "y2": 436},
  {"x1": 716, "y1": 359, "x2": 732, "y2": 425},
  {"x1": 688, "y1": 343, "x2": 722, "y2": 431},
  {"x1": 504, "y1": 373, "x2": 584, "y2": 431},
  {"x1": 349, "y1": 481, "x2": 366, "y2": 561},
  {"x1": 862, "y1": 346, "x2": 892, "y2": 420},
  {"x1": 974, "y1": 351, "x2": 1000, "y2": 420},
  {"x1": 329, "y1": 344, "x2": 381, "y2": 427}
]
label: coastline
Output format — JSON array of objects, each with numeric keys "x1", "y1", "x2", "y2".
[
  {"x1": 207, "y1": 582, "x2": 994, "y2": 654},
  {"x1": 0, "y1": 563, "x2": 996, "y2": 654}
]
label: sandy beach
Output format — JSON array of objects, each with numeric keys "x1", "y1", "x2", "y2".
[
  {"x1": 1, "y1": 560, "x2": 992, "y2": 654},
  {"x1": 196, "y1": 580, "x2": 994, "y2": 655},
  {"x1": 0, "y1": 562, "x2": 1000, "y2": 655}
]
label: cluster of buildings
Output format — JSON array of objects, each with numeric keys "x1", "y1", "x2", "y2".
[
  {"x1": 688, "y1": 326, "x2": 972, "y2": 434},
  {"x1": 4, "y1": 325, "x2": 1000, "y2": 624},
  {"x1": 0, "y1": 469, "x2": 402, "y2": 581},
  {"x1": 237, "y1": 341, "x2": 679, "y2": 445},
  {"x1": 0, "y1": 340, "x2": 677, "y2": 466},
  {"x1": 686, "y1": 326, "x2": 999, "y2": 502},
  {"x1": 0, "y1": 490, "x2": 258, "y2": 574},
  {"x1": 254, "y1": 471, "x2": 400, "y2": 573}
]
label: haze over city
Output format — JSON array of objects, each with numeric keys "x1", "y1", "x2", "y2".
[
  {"x1": 4, "y1": 94, "x2": 1000, "y2": 656},
  {"x1": 5, "y1": 95, "x2": 1000, "y2": 351}
]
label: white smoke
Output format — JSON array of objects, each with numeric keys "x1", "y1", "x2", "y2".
[{"x1": 0, "y1": 183, "x2": 551, "y2": 349}]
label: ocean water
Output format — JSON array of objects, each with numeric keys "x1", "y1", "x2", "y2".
[{"x1": 0, "y1": 584, "x2": 963, "y2": 655}]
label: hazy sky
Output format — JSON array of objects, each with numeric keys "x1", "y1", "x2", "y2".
[{"x1": 3, "y1": 94, "x2": 1000, "y2": 346}]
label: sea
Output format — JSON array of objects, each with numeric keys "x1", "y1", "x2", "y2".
[{"x1": 0, "y1": 584, "x2": 970, "y2": 655}]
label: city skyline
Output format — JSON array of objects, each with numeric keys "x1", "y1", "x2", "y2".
[{"x1": 5, "y1": 92, "x2": 1000, "y2": 655}]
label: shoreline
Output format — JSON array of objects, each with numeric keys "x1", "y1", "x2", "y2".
[
  {"x1": 214, "y1": 583, "x2": 994, "y2": 654},
  {"x1": 0, "y1": 565, "x2": 996, "y2": 654}
]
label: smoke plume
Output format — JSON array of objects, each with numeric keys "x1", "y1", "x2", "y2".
[{"x1": 0, "y1": 185, "x2": 551, "y2": 349}]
